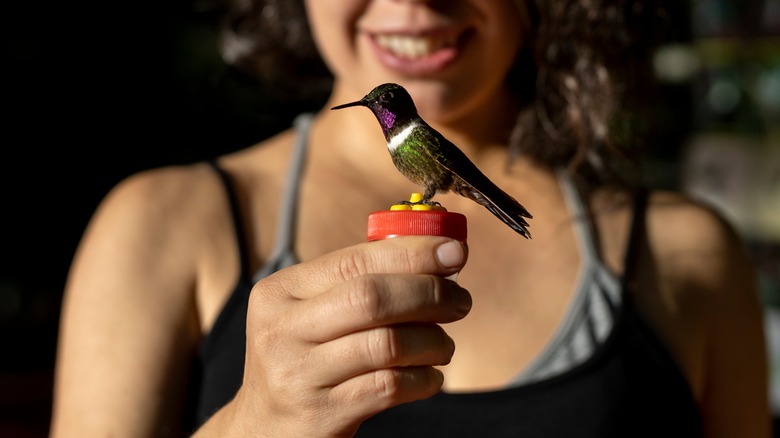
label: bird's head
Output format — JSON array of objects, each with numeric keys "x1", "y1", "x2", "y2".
[{"x1": 331, "y1": 83, "x2": 418, "y2": 136}]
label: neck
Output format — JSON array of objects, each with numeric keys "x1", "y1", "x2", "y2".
[
  {"x1": 317, "y1": 94, "x2": 391, "y2": 166},
  {"x1": 424, "y1": 87, "x2": 519, "y2": 161}
]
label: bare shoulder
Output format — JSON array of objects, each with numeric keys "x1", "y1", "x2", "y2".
[
  {"x1": 92, "y1": 127, "x2": 298, "y2": 243},
  {"x1": 103, "y1": 162, "x2": 218, "y2": 215},
  {"x1": 68, "y1": 161, "x2": 236, "y2": 307},
  {"x1": 641, "y1": 190, "x2": 769, "y2": 437},
  {"x1": 89, "y1": 163, "x2": 225, "y2": 249},
  {"x1": 218, "y1": 128, "x2": 298, "y2": 183},
  {"x1": 644, "y1": 190, "x2": 755, "y2": 292}
]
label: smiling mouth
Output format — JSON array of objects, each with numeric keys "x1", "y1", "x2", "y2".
[{"x1": 373, "y1": 33, "x2": 460, "y2": 60}]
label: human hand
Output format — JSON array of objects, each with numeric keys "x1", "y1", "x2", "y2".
[{"x1": 230, "y1": 237, "x2": 471, "y2": 437}]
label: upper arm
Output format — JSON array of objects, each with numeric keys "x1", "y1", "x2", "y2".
[
  {"x1": 51, "y1": 167, "x2": 206, "y2": 437},
  {"x1": 651, "y1": 195, "x2": 770, "y2": 437},
  {"x1": 697, "y1": 220, "x2": 769, "y2": 438}
]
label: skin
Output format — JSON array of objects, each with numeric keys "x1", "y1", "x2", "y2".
[{"x1": 50, "y1": 0, "x2": 770, "y2": 437}]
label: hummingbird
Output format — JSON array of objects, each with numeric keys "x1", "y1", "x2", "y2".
[{"x1": 331, "y1": 82, "x2": 532, "y2": 239}]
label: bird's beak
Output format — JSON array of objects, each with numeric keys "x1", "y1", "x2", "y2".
[{"x1": 330, "y1": 99, "x2": 365, "y2": 110}]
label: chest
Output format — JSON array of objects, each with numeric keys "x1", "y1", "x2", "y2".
[{"x1": 437, "y1": 209, "x2": 585, "y2": 390}]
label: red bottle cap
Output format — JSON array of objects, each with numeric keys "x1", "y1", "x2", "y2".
[{"x1": 367, "y1": 210, "x2": 468, "y2": 242}]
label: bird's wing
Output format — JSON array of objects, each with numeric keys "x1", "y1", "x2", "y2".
[
  {"x1": 412, "y1": 126, "x2": 533, "y2": 238},
  {"x1": 413, "y1": 127, "x2": 532, "y2": 218},
  {"x1": 409, "y1": 126, "x2": 478, "y2": 181}
]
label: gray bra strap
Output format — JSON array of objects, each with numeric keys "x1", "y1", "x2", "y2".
[
  {"x1": 508, "y1": 169, "x2": 620, "y2": 387},
  {"x1": 252, "y1": 113, "x2": 313, "y2": 282},
  {"x1": 556, "y1": 169, "x2": 601, "y2": 266}
]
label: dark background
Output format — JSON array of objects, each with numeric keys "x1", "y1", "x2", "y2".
[
  {"x1": 1, "y1": 0, "x2": 777, "y2": 436},
  {"x1": 1, "y1": 1, "x2": 306, "y2": 435}
]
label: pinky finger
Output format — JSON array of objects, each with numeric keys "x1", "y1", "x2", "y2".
[{"x1": 327, "y1": 366, "x2": 444, "y2": 426}]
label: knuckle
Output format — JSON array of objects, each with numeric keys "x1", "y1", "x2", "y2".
[
  {"x1": 392, "y1": 245, "x2": 416, "y2": 272},
  {"x1": 423, "y1": 274, "x2": 444, "y2": 306},
  {"x1": 247, "y1": 272, "x2": 289, "y2": 313},
  {"x1": 367, "y1": 327, "x2": 400, "y2": 365},
  {"x1": 390, "y1": 244, "x2": 418, "y2": 274},
  {"x1": 373, "y1": 368, "x2": 403, "y2": 400},
  {"x1": 249, "y1": 313, "x2": 284, "y2": 355},
  {"x1": 333, "y1": 251, "x2": 368, "y2": 282},
  {"x1": 345, "y1": 276, "x2": 383, "y2": 319},
  {"x1": 247, "y1": 280, "x2": 270, "y2": 310}
]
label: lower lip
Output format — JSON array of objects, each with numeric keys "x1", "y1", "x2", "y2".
[{"x1": 366, "y1": 34, "x2": 462, "y2": 76}]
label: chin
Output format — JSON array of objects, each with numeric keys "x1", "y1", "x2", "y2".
[{"x1": 393, "y1": 82, "x2": 455, "y2": 119}]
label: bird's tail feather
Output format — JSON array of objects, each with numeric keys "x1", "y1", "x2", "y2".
[{"x1": 466, "y1": 186, "x2": 532, "y2": 239}]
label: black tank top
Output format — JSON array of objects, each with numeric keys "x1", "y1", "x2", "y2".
[{"x1": 186, "y1": 116, "x2": 702, "y2": 437}]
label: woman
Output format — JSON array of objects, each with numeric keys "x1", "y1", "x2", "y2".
[{"x1": 50, "y1": 0, "x2": 770, "y2": 436}]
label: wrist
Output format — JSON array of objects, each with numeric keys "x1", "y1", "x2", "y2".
[{"x1": 190, "y1": 394, "x2": 253, "y2": 438}]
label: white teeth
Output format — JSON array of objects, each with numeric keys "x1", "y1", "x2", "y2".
[{"x1": 375, "y1": 34, "x2": 455, "y2": 59}]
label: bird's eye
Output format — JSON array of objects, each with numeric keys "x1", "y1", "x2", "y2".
[{"x1": 379, "y1": 92, "x2": 393, "y2": 103}]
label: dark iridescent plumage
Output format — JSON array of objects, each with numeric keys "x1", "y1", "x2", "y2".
[{"x1": 332, "y1": 83, "x2": 532, "y2": 239}]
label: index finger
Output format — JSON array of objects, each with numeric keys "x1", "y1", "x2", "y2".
[{"x1": 262, "y1": 236, "x2": 467, "y2": 300}]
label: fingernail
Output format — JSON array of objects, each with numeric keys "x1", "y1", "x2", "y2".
[{"x1": 436, "y1": 241, "x2": 465, "y2": 269}]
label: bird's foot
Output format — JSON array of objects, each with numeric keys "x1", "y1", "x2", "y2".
[
  {"x1": 390, "y1": 193, "x2": 447, "y2": 211},
  {"x1": 395, "y1": 199, "x2": 441, "y2": 207}
]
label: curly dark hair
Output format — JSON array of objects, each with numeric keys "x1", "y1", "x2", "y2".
[
  {"x1": 218, "y1": 0, "x2": 670, "y2": 188},
  {"x1": 218, "y1": 0, "x2": 331, "y2": 101}
]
